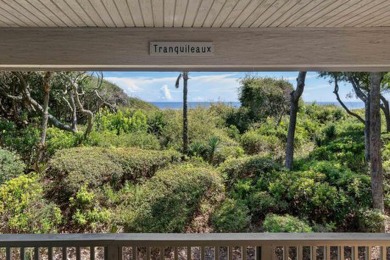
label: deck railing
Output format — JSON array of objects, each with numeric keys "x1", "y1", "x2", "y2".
[{"x1": 0, "y1": 233, "x2": 389, "y2": 260}]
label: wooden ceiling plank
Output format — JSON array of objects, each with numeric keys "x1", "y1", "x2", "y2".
[
  {"x1": 126, "y1": 0, "x2": 144, "y2": 27},
  {"x1": 14, "y1": 0, "x2": 57, "y2": 26},
  {"x1": 163, "y1": 0, "x2": 176, "y2": 27},
  {"x1": 101, "y1": 0, "x2": 126, "y2": 27},
  {"x1": 26, "y1": 0, "x2": 67, "y2": 27},
  {"x1": 238, "y1": 0, "x2": 274, "y2": 28},
  {"x1": 64, "y1": 0, "x2": 98, "y2": 27},
  {"x1": 231, "y1": 0, "x2": 265, "y2": 28},
  {"x1": 139, "y1": 0, "x2": 154, "y2": 27},
  {"x1": 182, "y1": 0, "x2": 202, "y2": 27},
  {"x1": 220, "y1": 0, "x2": 250, "y2": 27},
  {"x1": 359, "y1": 7, "x2": 390, "y2": 27},
  {"x1": 89, "y1": 0, "x2": 118, "y2": 27},
  {"x1": 0, "y1": 13, "x2": 15, "y2": 27},
  {"x1": 0, "y1": 6, "x2": 29, "y2": 27},
  {"x1": 211, "y1": 0, "x2": 238, "y2": 27},
  {"x1": 269, "y1": 0, "x2": 308, "y2": 27},
  {"x1": 367, "y1": 16, "x2": 390, "y2": 27},
  {"x1": 202, "y1": 0, "x2": 225, "y2": 27},
  {"x1": 174, "y1": 0, "x2": 188, "y2": 27},
  {"x1": 73, "y1": 0, "x2": 106, "y2": 27},
  {"x1": 318, "y1": 0, "x2": 366, "y2": 27},
  {"x1": 277, "y1": 0, "x2": 326, "y2": 27},
  {"x1": 0, "y1": 0, "x2": 46, "y2": 26},
  {"x1": 38, "y1": 0, "x2": 77, "y2": 27},
  {"x1": 193, "y1": 0, "x2": 215, "y2": 27},
  {"x1": 50, "y1": 0, "x2": 87, "y2": 26},
  {"x1": 296, "y1": 0, "x2": 344, "y2": 26},
  {"x1": 287, "y1": 0, "x2": 336, "y2": 26},
  {"x1": 343, "y1": 0, "x2": 390, "y2": 27},
  {"x1": 113, "y1": 0, "x2": 135, "y2": 27},
  {"x1": 255, "y1": 0, "x2": 301, "y2": 27},
  {"x1": 152, "y1": 0, "x2": 164, "y2": 27}
]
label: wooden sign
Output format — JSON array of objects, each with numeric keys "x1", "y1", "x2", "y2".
[{"x1": 150, "y1": 42, "x2": 214, "y2": 56}]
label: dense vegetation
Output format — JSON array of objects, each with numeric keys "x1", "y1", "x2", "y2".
[{"x1": 0, "y1": 74, "x2": 389, "y2": 234}]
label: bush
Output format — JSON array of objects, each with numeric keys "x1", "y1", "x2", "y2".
[
  {"x1": 120, "y1": 165, "x2": 224, "y2": 232},
  {"x1": 87, "y1": 131, "x2": 161, "y2": 150},
  {"x1": 0, "y1": 148, "x2": 25, "y2": 184},
  {"x1": 95, "y1": 109, "x2": 148, "y2": 135},
  {"x1": 219, "y1": 155, "x2": 282, "y2": 188},
  {"x1": 240, "y1": 130, "x2": 283, "y2": 157},
  {"x1": 69, "y1": 186, "x2": 113, "y2": 232},
  {"x1": 46, "y1": 147, "x2": 181, "y2": 201},
  {"x1": 0, "y1": 174, "x2": 62, "y2": 233},
  {"x1": 263, "y1": 214, "x2": 312, "y2": 232},
  {"x1": 357, "y1": 209, "x2": 387, "y2": 232},
  {"x1": 211, "y1": 198, "x2": 250, "y2": 232}
]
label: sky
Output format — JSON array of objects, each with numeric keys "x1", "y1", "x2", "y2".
[{"x1": 103, "y1": 71, "x2": 363, "y2": 103}]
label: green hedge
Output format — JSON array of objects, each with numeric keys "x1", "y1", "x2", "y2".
[
  {"x1": 119, "y1": 165, "x2": 224, "y2": 232},
  {"x1": 46, "y1": 147, "x2": 180, "y2": 201}
]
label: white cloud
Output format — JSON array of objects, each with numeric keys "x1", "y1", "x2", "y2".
[
  {"x1": 105, "y1": 77, "x2": 141, "y2": 95},
  {"x1": 160, "y1": 84, "x2": 172, "y2": 100}
]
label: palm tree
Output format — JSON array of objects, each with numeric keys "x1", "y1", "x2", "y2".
[{"x1": 175, "y1": 71, "x2": 189, "y2": 156}]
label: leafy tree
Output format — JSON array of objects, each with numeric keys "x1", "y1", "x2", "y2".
[{"x1": 239, "y1": 76, "x2": 293, "y2": 125}]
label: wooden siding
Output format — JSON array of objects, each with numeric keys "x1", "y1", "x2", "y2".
[{"x1": 0, "y1": 27, "x2": 390, "y2": 71}]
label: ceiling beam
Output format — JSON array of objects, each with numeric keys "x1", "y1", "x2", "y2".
[{"x1": 0, "y1": 27, "x2": 389, "y2": 71}]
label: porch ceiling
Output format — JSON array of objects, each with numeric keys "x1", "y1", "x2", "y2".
[{"x1": 0, "y1": 0, "x2": 389, "y2": 28}]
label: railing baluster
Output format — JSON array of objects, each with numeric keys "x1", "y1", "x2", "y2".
[
  {"x1": 381, "y1": 246, "x2": 386, "y2": 260},
  {"x1": 365, "y1": 246, "x2": 370, "y2": 260},
  {"x1": 311, "y1": 246, "x2": 317, "y2": 260},
  {"x1": 297, "y1": 246, "x2": 303, "y2": 260},
  {"x1": 201, "y1": 246, "x2": 205, "y2": 260},
  {"x1": 215, "y1": 246, "x2": 219, "y2": 260},
  {"x1": 339, "y1": 246, "x2": 344, "y2": 260},
  {"x1": 34, "y1": 247, "x2": 39, "y2": 260},
  {"x1": 187, "y1": 246, "x2": 191, "y2": 260},
  {"x1": 91, "y1": 246, "x2": 95, "y2": 260},
  {"x1": 283, "y1": 246, "x2": 287, "y2": 260},
  {"x1": 146, "y1": 246, "x2": 150, "y2": 260},
  {"x1": 228, "y1": 246, "x2": 232, "y2": 260},
  {"x1": 48, "y1": 246, "x2": 53, "y2": 260},
  {"x1": 62, "y1": 247, "x2": 67, "y2": 260},
  {"x1": 326, "y1": 246, "x2": 331, "y2": 260},
  {"x1": 6, "y1": 247, "x2": 10, "y2": 260},
  {"x1": 242, "y1": 246, "x2": 247, "y2": 260},
  {"x1": 174, "y1": 247, "x2": 178, "y2": 260},
  {"x1": 20, "y1": 247, "x2": 25, "y2": 260},
  {"x1": 76, "y1": 246, "x2": 81, "y2": 260},
  {"x1": 132, "y1": 246, "x2": 137, "y2": 260}
]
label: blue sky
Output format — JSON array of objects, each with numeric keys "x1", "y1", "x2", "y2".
[{"x1": 103, "y1": 71, "x2": 361, "y2": 103}]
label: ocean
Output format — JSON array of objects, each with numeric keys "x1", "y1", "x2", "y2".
[{"x1": 151, "y1": 101, "x2": 365, "y2": 110}]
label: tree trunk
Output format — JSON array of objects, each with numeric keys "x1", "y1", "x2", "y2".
[
  {"x1": 182, "y1": 72, "x2": 189, "y2": 155},
  {"x1": 285, "y1": 71, "x2": 306, "y2": 170},
  {"x1": 365, "y1": 98, "x2": 370, "y2": 162},
  {"x1": 380, "y1": 95, "x2": 390, "y2": 132},
  {"x1": 39, "y1": 72, "x2": 51, "y2": 146},
  {"x1": 68, "y1": 88, "x2": 78, "y2": 132},
  {"x1": 72, "y1": 82, "x2": 93, "y2": 139},
  {"x1": 37, "y1": 71, "x2": 52, "y2": 163},
  {"x1": 369, "y1": 72, "x2": 384, "y2": 226}
]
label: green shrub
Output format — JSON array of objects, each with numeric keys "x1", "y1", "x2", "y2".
[
  {"x1": 263, "y1": 214, "x2": 312, "y2": 232},
  {"x1": 87, "y1": 131, "x2": 161, "y2": 150},
  {"x1": 0, "y1": 119, "x2": 40, "y2": 163},
  {"x1": 46, "y1": 147, "x2": 180, "y2": 201},
  {"x1": 0, "y1": 174, "x2": 62, "y2": 233},
  {"x1": 95, "y1": 109, "x2": 148, "y2": 135},
  {"x1": 213, "y1": 145, "x2": 244, "y2": 165},
  {"x1": 120, "y1": 165, "x2": 224, "y2": 232},
  {"x1": 219, "y1": 155, "x2": 281, "y2": 188},
  {"x1": 69, "y1": 186, "x2": 113, "y2": 232},
  {"x1": 211, "y1": 198, "x2": 250, "y2": 232},
  {"x1": 0, "y1": 148, "x2": 25, "y2": 184},
  {"x1": 357, "y1": 209, "x2": 387, "y2": 232},
  {"x1": 46, "y1": 127, "x2": 79, "y2": 155},
  {"x1": 240, "y1": 130, "x2": 283, "y2": 157}
]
